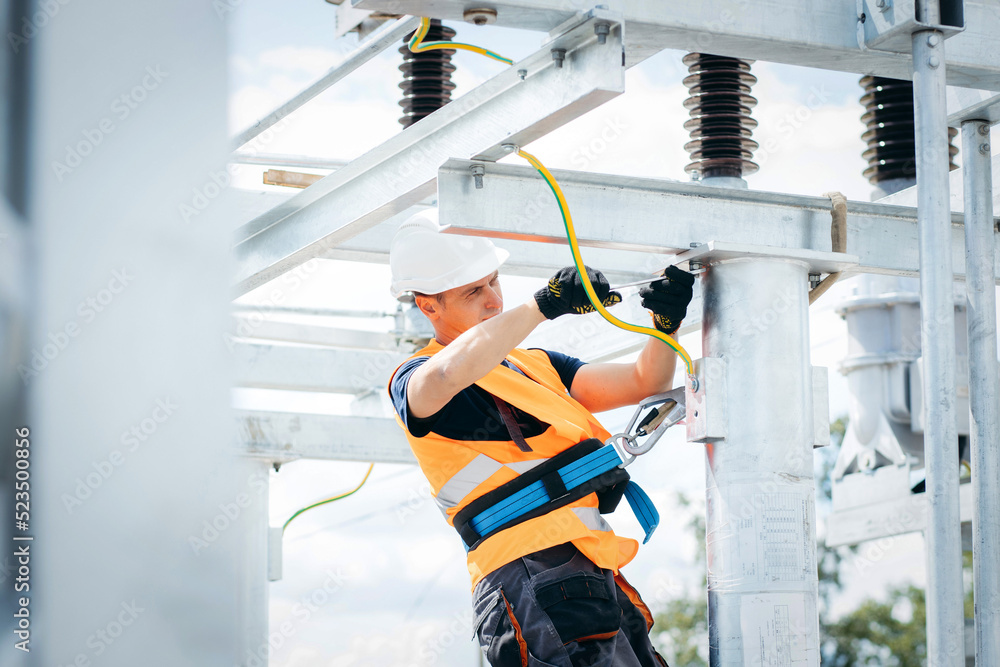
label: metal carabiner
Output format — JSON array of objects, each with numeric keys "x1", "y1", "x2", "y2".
[
  {"x1": 606, "y1": 387, "x2": 686, "y2": 465},
  {"x1": 607, "y1": 432, "x2": 639, "y2": 468}
]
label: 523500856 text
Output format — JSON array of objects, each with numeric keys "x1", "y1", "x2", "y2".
[{"x1": 13, "y1": 426, "x2": 33, "y2": 653}]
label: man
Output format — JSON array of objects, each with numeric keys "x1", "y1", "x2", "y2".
[{"x1": 387, "y1": 210, "x2": 694, "y2": 667}]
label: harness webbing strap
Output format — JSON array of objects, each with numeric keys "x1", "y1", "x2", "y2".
[
  {"x1": 455, "y1": 442, "x2": 658, "y2": 550},
  {"x1": 623, "y1": 481, "x2": 659, "y2": 544}
]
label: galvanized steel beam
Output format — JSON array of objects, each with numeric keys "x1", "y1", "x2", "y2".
[
  {"x1": 232, "y1": 317, "x2": 420, "y2": 352},
  {"x1": 437, "y1": 159, "x2": 1000, "y2": 282},
  {"x1": 961, "y1": 120, "x2": 1000, "y2": 665},
  {"x1": 238, "y1": 411, "x2": 416, "y2": 464},
  {"x1": 232, "y1": 10, "x2": 626, "y2": 295},
  {"x1": 949, "y1": 88, "x2": 1000, "y2": 125},
  {"x1": 878, "y1": 152, "x2": 1000, "y2": 214},
  {"x1": 230, "y1": 153, "x2": 349, "y2": 171},
  {"x1": 912, "y1": 19, "x2": 966, "y2": 666},
  {"x1": 826, "y1": 482, "x2": 974, "y2": 547},
  {"x1": 321, "y1": 209, "x2": 666, "y2": 283},
  {"x1": 355, "y1": 0, "x2": 1000, "y2": 88},
  {"x1": 228, "y1": 190, "x2": 669, "y2": 283},
  {"x1": 233, "y1": 341, "x2": 408, "y2": 394}
]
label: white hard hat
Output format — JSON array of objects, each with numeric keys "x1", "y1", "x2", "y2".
[{"x1": 389, "y1": 209, "x2": 509, "y2": 298}]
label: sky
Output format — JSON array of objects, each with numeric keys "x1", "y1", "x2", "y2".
[{"x1": 223, "y1": 3, "x2": 991, "y2": 665}]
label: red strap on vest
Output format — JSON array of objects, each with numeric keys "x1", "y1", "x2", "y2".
[{"x1": 492, "y1": 396, "x2": 533, "y2": 452}]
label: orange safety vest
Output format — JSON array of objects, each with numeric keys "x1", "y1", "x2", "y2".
[{"x1": 389, "y1": 339, "x2": 639, "y2": 588}]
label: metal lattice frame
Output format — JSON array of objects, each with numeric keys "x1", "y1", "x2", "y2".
[{"x1": 222, "y1": 2, "x2": 1000, "y2": 664}]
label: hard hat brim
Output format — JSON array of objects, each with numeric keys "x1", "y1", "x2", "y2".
[{"x1": 390, "y1": 245, "x2": 509, "y2": 299}]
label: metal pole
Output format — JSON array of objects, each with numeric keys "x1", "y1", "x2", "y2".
[
  {"x1": 231, "y1": 305, "x2": 393, "y2": 319},
  {"x1": 961, "y1": 119, "x2": 1000, "y2": 664},
  {"x1": 911, "y1": 10, "x2": 966, "y2": 664},
  {"x1": 702, "y1": 258, "x2": 819, "y2": 666},
  {"x1": 232, "y1": 16, "x2": 421, "y2": 149},
  {"x1": 229, "y1": 152, "x2": 349, "y2": 171}
]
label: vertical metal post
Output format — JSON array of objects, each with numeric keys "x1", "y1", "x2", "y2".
[
  {"x1": 702, "y1": 258, "x2": 819, "y2": 666},
  {"x1": 912, "y1": 3, "x2": 966, "y2": 661},
  {"x1": 240, "y1": 460, "x2": 272, "y2": 664},
  {"x1": 961, "y1": 119, "x2": 1000, "y2": 665}
]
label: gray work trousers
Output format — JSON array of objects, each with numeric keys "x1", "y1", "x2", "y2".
[{"x1": 472, "y1": 543, "x2": 669, "y2": 667}]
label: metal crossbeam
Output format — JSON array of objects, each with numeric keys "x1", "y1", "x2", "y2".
[
  {"x1": 948, "y1": 88, "x2": 1000, "y2": 125},
  {"x1": 233, "y1": 341, "x2": 408, "y2": 394},
  {"x1": 230, "y1": 153, "x2": 348, "y2": 171},
  {"x1": 356, "y1": 0, "x2": 1000, "y2": 88},
  {"x1": 320, "y1": 206, "x2": 667, "y2": 282},
  {"x1": 232, "y1": 317, "x2": 419, "y2": 351},
  {"x1": 232, "y1": 10, "x2": 625, "y2": 295},
  {"x1": 228, "y1": 188, "x2": 660, "y2": 283},
  {"x1": 238, "y1": 411, "x2": 416, "y2": 464},
  {"x1": 826, "y1": 482, "x2": 974, "y2": 547},
  {"x1": 879, "y1": 152, "x2": 1000, "y2": 213},
  {"x1": 437, "y1": 159, "x2": 1000, "y2": 281}
]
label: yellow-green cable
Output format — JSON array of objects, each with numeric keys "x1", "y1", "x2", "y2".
[
  {"x1": 408, "y1": 17, "x2": 514, "y2": 65},
  {"x1": 282, "y1": 463, "x2": 374, "y2": 534},
  {"x1": 513, "y1": 147, "x2": 696, "y2": 378}
]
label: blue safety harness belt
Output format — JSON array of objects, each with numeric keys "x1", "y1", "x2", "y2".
[{"x1": 455, "y1": 442, "x2": 659, "y2": 550}]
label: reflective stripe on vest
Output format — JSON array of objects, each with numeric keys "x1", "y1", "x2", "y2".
[
  {"x1": 388, "y1": 340, "x2": 639, "y2": 588},
  {"x1": 433, "y1": 455, "x2": 544, "y2": 517},
  {"x1": 573, "y1": 507, "x2": 613, "y2": 533}
]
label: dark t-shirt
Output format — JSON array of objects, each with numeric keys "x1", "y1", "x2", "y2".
[{"x1": 389, "y1": 349, "x2": 586, "y2": 441}]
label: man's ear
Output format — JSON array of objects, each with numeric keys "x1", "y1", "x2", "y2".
[{"x1": 414, "y1": 294, "x2": 441, "y2": 321}]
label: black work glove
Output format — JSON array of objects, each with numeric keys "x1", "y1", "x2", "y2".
[
  {"x1": 534, "y1": 265, "x2": 622, "y2": 319},
  {"x1": 639, "y1": 266, "x2": 695, "y2": 335}
]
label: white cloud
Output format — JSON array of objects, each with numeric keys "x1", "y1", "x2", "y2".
[
  {"x1": 747, "y1": 63, "x2": 871, "y2": 199},
  {"x1": 518, "y1": 52, "x2": 692, "y2": 181},
  {"x1": 229, "y1": 54, "x2": 255, "y2": 79},
  {"x1": 258, "y1": 46, "x2": 348, "y2": 78}
]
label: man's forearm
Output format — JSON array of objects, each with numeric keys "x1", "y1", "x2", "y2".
[
  {"x1": 632, "y1": 334, "x2": 680, "y2": 395},
  {"x1": 569, "y1": 332, "x2": 681, "y2": 413}
]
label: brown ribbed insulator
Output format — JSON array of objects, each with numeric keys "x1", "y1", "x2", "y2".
[
  {"x1": 398, "y1": 20, "x2": 456, "y2": 128},
  {"x1": 681, "y1": 53, "x2": 759, "y2": 179},
  {"x1": 859, "y1": 75, "x2": 958, "y2": 185}
]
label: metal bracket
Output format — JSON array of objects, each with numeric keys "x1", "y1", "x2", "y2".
[
  {"x1": 335, "y1": 3, "x2": 375, "y2": 38},
  {"x1": 686, "y1": 357, "x2": 727, "y2": 443},
  {"x1": 673, "y1": 240, "x2": 859, "y2": 275},
  {"x1": 857, "y1": 0, "x2": 965, "y2": 52}
]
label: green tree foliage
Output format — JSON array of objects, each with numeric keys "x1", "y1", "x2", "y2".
[
  {"x1": 652, "y1": 493, "x2": 708, "y2": 667},
  {"x1": 822, "y1": 584, "x2": 927, "y2": 667},
  {"x1": 652, "y1": 415, "x2": 973, "y2": 666},
  {"x1": 655, "y1": 595, "x2": 708, "y2": 667}
]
